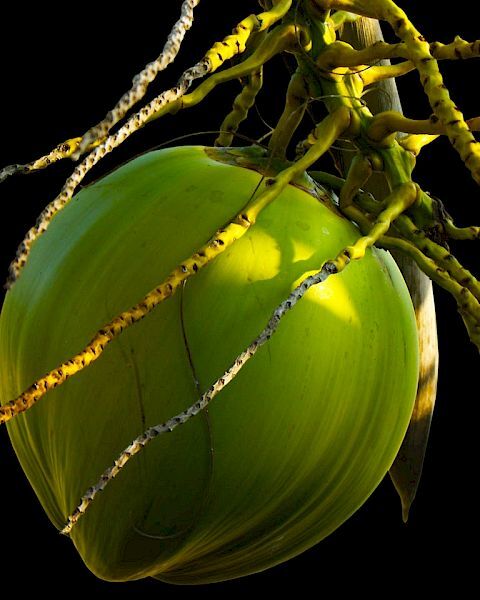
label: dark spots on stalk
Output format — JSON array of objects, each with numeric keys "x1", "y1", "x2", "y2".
[
  {"x1": 421, "y1": 57, "x2": 432, "y2": 63},
  {"x1": 216, "y1": 238, "x2": 225, "y2": 245},
  {"x1": 430, "y1": 115, "x2": 439, "y2": 123},
  {"x1": 326, "y1": 263, "x2": 338, "y2": 275},
  {"x1": 448, "y1": 119, "x2": 461, "y2": 126},
  {"x1": 192, "y1": 263, "x2": 198, "y2": 272},
  {"x1": 180, "y1": 264, "x2": 188, "y2": 273},
  {"x1": 422, "y1": 76, "x2": 430, "y2": 86},
  {"x1": 418, "y1": 35, "x2": 426, "y2": 42},
  {"x1": 217, "y1": 53, "x2": 223, "y2": 62},
  {"x1": 265, "y1": 178, "x2": 276, "y2": 186}
]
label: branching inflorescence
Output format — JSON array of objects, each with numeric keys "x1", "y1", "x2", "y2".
[{"x1": 1, "y1": 0, "x2": 478, "y2": 535}]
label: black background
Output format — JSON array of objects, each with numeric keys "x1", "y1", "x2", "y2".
[{"x1": 0, "y1": 1, "x2": 478, "y2": 594}]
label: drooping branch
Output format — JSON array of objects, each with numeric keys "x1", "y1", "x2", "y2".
[
  {"x1": 73, "y1": 0, "x2": 202, "y2": 158},
  {"x1": 6, "y1": 22, "x2": 302, "y2": 288}
]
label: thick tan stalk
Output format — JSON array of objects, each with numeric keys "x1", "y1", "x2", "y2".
[{"x1": 342, "y1": 18, "x2": 439, "y2": 522}]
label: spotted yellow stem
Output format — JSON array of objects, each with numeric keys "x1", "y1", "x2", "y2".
[{"x1": 315, "y1": 0, "x2": 480, "y2": 183}]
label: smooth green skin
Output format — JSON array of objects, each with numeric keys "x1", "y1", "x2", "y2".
[{"x1": 0, "y1": 146, "x2": 419, "y2": 583}]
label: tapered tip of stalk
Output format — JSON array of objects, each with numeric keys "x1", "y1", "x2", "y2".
[{"x1": 401, "y1": 501, "x2": 410, "y2": 524}]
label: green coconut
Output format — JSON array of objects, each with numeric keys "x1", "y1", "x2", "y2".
[{"x1": 0, "y1": 145, "x2": 418, "y2": 583}]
